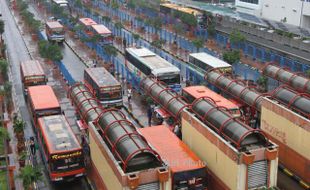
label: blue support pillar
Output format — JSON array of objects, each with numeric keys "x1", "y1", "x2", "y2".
[
  {"x1": 261, "y1": 49, "x2": 266, "y2": 63},
  {"x1": 280, "y1": 57, "x2": 285, "y2": 67}
]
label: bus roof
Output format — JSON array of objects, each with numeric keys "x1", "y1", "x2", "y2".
[
  {"x1": 126, "y1": 47, "x2": 180, "y2": 75},
  {"x1": 161, "y1": 3, "x2": 202, "y2": 16},
  {"x1": 52, "y1": 0, "x2": 68, "y2": 3},
  {"x1": 189, "y1": 52, "x2": 231, "y2": 69},
  {"x1": 183, "y1": 86, "x2": 240, "y2": 110},
  {"x1": 91, "y1": 24, "x2": 111, "y2": 35},
  {"x1": 38, "y1": 115, "x2": 81, "y2": 153},
  {"x1": 139, "y1": 125, "x2": 205, "y2": 173},
  {"x1": 46, "y1": 21, "x2": 63, "y2": 29},
  {"x1": 20, "y1": 60, "x2": 45, "y2": 77},
  {"x1": 28, "y1": 85, "x2": 60, "y2": 110},
  {"x1": 79, "y1": 18, "x2": 97, "y2": 26},
  {"x1": 85, "y1": 67, "x2": 120, "y2": 87}
]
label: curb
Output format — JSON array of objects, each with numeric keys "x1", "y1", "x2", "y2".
[
  {"x1": 122, "y1": 105, "x2": 145, "y2": 128},
  {"x1": 85, "y1": 176, "x2": 95, "y2": 190},
  {"x1": 64, "y1": 39, "x2": 90, "y2": 68},
  {"x1": 278, "y1": 164, "x2": 309, "y2": 189}
]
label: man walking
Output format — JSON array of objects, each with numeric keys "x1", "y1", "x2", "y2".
[{"x1": 147, "y1": 106, "x2": 153, "y2": 126}]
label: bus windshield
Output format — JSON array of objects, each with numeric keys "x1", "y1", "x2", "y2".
[
  {"x1": 99, "y1": 90, "x2": 122, "y2": 101},
  {"x1": 24, "y1": 76, "x2": 46, "y2": 86},
  {"x1": 50, "y1": 154, "x2": 84, "y2": 173},
  {"x1": 36, "y1": 108, "x2": 62, "y2": 118},
  {"x1": 158, "y1": 75, "x2": 180, "y2": 86}
]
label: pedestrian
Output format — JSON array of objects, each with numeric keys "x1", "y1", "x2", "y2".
[
  {"x1": 147, "y1": 106, "x2": 153, "y2": 126},
  {"x1": 30, "y1": 137, "x2": 36, "y2": 156},
  {"x1": 127, "y1": 88, "x2": 132, "y2": 102},
  {"x1": 123, "y1": 38, "x2": 127, "y2": 49}
]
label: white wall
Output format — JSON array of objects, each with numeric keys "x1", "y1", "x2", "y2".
[
  {"x1": 261, "y1": 0, "x2": 302, "y2": 26},
  {"x1": 235, "y1": 0, "x2": 263, "y2": 16}
]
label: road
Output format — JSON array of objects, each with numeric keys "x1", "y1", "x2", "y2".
[{"x1": 1, "y1": 0, "x2": 90, "y2": 189}]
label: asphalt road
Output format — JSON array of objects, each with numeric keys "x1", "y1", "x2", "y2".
[{"x1": 1, "y1": 1, "x2": 90, "y2": 189}]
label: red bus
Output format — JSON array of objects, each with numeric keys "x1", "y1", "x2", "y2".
[
  {"x1": 84, "y1": 67, "x2": 123, "y2": 108},
  {"x1": 139, "y1": 125, "x2": 208, "y2": 190},
  {"x1": 37, "y1": 115, "x2": 85, "y2": 181},
  {"x1": 27, "y1": 85, "x2": 61, "y2": 124},
  {"x1": 90, "y1": 24, "x2": 113, "y2": 45},
  {"x1": 79, "y1": 18, "x2": 97, "y2": 35},
  {"x1": 182, "y1": 86, "x2": 241, "y2": 117},
  {"x1": 20, "y1": 60, "x2": 47, "y2": 95}
]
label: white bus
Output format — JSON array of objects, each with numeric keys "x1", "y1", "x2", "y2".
[
  {"x1": 189, "y1": 52, "x2": 232, "y2": 73},
  {"x1": 125, "y1": 47, "x2": 181, "y2": 92},
  {"x1": 51, "y1": 0, "x2": 70, "y2": 13}
]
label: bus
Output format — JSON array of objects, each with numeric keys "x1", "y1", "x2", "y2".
[
  {"x1": 27, "y1": 85, "x2": 62, "y2": 124},
  {"x1": 78, "y1": 18, "x2": 97, "y2": 35},
  {"x1": 125, "y1": 47, "x2": 181, "y2": 92},
  {"x1": 37, "y1": 115, "x2": 85, "y2": 181},
  {"x1": 160, "y1": 3, "x2": 204, "y2": 27},
  {"x1": 182, "y1": 86, "x2": 241, "y2": 117},
  {"x1": 90, "y1": 24, "x2": 113, "y2": 45},
  {"x1": 46, "y1": 21, "x2": 65, "y2": 42},
  {"x1": 189, "y1": 52, "x2": 232, "y2": 73},
  {"x1": 84, "y1": 67, "x2": 123, "y2": 108},
  {"x1": 51, "y1": 0, "x2": 70, "y2": 13},
  {"x1": 20, "y1": 60, "x2": 47, "y2": 95},
  {"x1": 139, "y1": 125, "x2": 208, "y2": 190}
]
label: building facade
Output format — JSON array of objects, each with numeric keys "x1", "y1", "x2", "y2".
[{"x1": 235, "y1": 0, "x2": 310, "y2": 28}]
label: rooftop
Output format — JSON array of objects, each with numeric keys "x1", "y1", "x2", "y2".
[
  {"x1": 91, "y1": 24, "x2": 112, "y2": 35},
  {"x1": 20, "y1": 60, "x2": 45, "y2": 77},
  {"x1": 46, "y1": 21, "x2": 63, "y2": 29},
  {"x1": 28, "y1": 85, "x2": 60, "y2": 110},
  {"x1": 79, "y1": 18, "x2": 97, "y2": 26},
  {"x1": 139, "y1": 125, "x2": 205, "y2": 172},
  {"x1": 190, "y1": 52, "x2": 231, "y2": 68},
  {"x1": 38, "y1": 115, "x2": 81, "y2": 153},
  {"x1": 85, "y1": 67, "x2": 120, "y2": 87}
]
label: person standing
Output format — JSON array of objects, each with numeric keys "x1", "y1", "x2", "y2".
[
  {"x1": 147, "y1": 106, "x2": 153, "y2": 126},
  {"x1": 127, "y1": 88, "x2": 132, "y2": 102},
  {"x1": 30, "y1": 137, "x2": 36, "y2": 156}
]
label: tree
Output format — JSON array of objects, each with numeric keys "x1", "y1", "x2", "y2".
[
  {"x1": 17, "y1": 165, "x2": 43, "y2": 190},
  {"x1": 223, "y1": 50, "x2": 241, "y2": 64},
  {"x1": 172, "y1": 23, "x2": 184, "y2": 42},
  {"x1": 256, "y1": 76, "x2": 268, "y2": 92},
  {"x1": 132, "y1": 33, "x2": 140, "y2": 44},
  {"x1": 114, "y1": 22, "x2": 123, "y2": 36},
  {"x1": 0, "y1": 20, "x2": 4, "y2": 42},
  {"x1": 151, "y1": 39, "x2": 165, "y2": 49},
  {"x1": 229, "y1": 30, "x2": 246, "y2": 45},
  {"x1": 0, "y1": 59, "x2": 8, "y2": 77},
  {"x1": 127, "y1": 0, "x2": 136, "y2": 10},
  {"x1": 192, "y1": 38, "x2": 204, "y2": 52},
  {"x1": 151, "y1": 17, "x2": 162, "y2": 36},
  {"x1": 38, "y1": 41, "x2": 63, "y2": 62},
  {"x1": 0, "y1": 127, "x2": 9, "y2": 141},
  {"x1": 104, "y1": 45, "x2": 118, "y2": 62}
]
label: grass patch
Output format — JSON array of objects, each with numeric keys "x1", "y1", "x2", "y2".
[
  {"x1": 0, "y1": 170, "x2": 8, "y2": 190},
  {"x1": 0, "y1": 140, "x2": 4, "y2": 155}
]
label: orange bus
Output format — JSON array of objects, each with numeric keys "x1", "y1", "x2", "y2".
[
  {"x1": 139, "y1": 125, "x2": 208, "y2": 190},
  {"x1": 90, "y1": 24, "x2": 113, "y2": 45},
  {"x1": 84, "y1": 67, "x2": 123, "y2": 108},
  {"x1": 37, "y1": 115, "x2": 85, "y2": 181},
  {"x1": 27, "y1": 85, "x2": 61, "y2": 123},
  {"x1": 182, "y1": 86, "x2": 241, "y2": 117},
  {"x1": 20, "y1": 60, "x2": 47, "y2": 95}
]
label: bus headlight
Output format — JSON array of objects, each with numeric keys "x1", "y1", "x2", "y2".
[
  {"x1": 75, "y1": 173, "x2": 84, "y2": 177},
  {"x1": 54, "y1": 177, "x2": 63, "y2": 181}
]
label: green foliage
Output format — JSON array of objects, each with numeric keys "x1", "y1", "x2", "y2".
[
  {"x1": 0, "y1": 170, "x2": 8, "y2": 190},
  {"x1": 75, "y1": 0, "x2": 83, "y2": 8},
  {"x1": 102, "y1": 16, "x2": 112, "y2": 23},
  {"x1": 132, "y1": 33, "x2": 140, "y2": 43},
  {"x1": 173, "y1": 23, "x2": 184, "y2": 36},
  {"x1": 89, "y1": 34, "x2": 102, "y2": 43},
  {"x1": 127, "y1": 0, "x2": 136, "y2": 10},
  {"x1": 114, "y1": 22, "x2": 123, "y2": 29},
  {"x1": 0, "y1": 127, "x2": 9, "y2": 141},
  {"x1": 38, "y1": 41, "x2": 63, "y2": 62},
  {"x1": 207, "y1": 23, "x2": 216, "y2": 38},
  {"x1": 0, "y1": 59, "x2": 8, "y2": 77},
  {"x1": 229, "y1": 30, "x2": 246, "y2": 44},
  {"x1": 17, "y1": 165, "x2": 43, "y2": 190},
  {"x1": 192, "y1": 38, "x2": 204, "y2": 52},
  {"x1": 151, "y1": 17, "x2": 162, "y2": 34},
  {"x1": 103, "y1": 45, "x2": 118, "y2": 57},
  {"x1": 0, "y1": 20, "x2": 4, "y2": 38},
  {"x1": 111, "y1": 0, "x2": 119, "y2": 10},
  {"x1": 19, "y1": 151, "x2": 27, "y2": 161},
  {"x1": 223, "y1": 50, "x2": 241, "y2": 64},
  {"x1": 306, "y1": 69, "x2": 310, "y2": 78},
  {"x1": 151, "y1": 39, "x2": 165, "y2": 49},
  {"x1": 257, "y1": 76, "x2": 268, "y2": 86},
  {"x1": 13, "y1": 118, "x2": 25, "y2": 134},
  {"x1": 180, "y1": 13, "x2": 197, "y2": 28}
]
